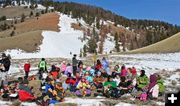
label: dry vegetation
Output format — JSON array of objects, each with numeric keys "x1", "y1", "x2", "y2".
[
  {"x1": 129, "y1": 32, "x2": 180, "y2": 53},
  {"x1": 0, "y1": 12, "x2": 59, "y2": 52},
  {"x1": 0, "y1": 6, "x2": 32, "y2": 18}
]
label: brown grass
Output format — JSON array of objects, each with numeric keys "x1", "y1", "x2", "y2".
[
  {"x1": 0, "y1": 30, "x2": 42, "y2": 52},
  {"x1": 0, "y1": 12, "x2": 59, "y2": 52},
  {"x1": 129, "y1": 32, "x2": 180, "y2": 53},
  {"x1": 0, "y1": 6, "x2": 32, "y2": 18}
]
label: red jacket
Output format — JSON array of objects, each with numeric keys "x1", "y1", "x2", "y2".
[
  {"x1": 51, "y1": 71, "x2": 59, "y2": 79},
  {"x1": 24, "y1": 63, "x2": 30, "y2": 72},
  {"x1": 18, "y1": 90, "x2": 35, "y2": 101},
  {"x1": 95, "y1": 64, "x2": 102, "y2": 71},
  {"x1": 131, "y1": 68, "x2": 137, "y2": 76}
]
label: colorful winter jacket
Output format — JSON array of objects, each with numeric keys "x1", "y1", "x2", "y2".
[
  {"x1": 157, "y1": 79, "x2": 165, "y2": 93},
  {"x1": 103, "y1": 81, "x2": 117, "y2": 89},
  {"x1": 137, "y1": 75, "x2": 149, "y2": 89}
]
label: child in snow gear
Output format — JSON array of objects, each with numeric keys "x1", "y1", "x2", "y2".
[
  {"x1": 38, "y1": 58, "x2": 47, "y2": 80},
  {"x1": 72, "y1": 54, "x2": 78, "y2": 76},
  {"x1": 136, "y1": 70, "x2": 149, "y2": 91},
  {"x1": 24, "y1": 61, "x2": 31, "y2": 79}
]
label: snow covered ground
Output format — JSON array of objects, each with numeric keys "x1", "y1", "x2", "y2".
[
  {"x1": 109, "y1": 53, "x2": 180, "y2": 76},
  {"x1": 5, "y1": 13, "x2": 86, "y2": 59}
]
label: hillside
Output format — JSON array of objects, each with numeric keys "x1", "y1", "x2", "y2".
[
  {"x1": 0, "y1": 1, "x2": 180, "y2": 58},
  {"x1": 53, "y1": 2, "x2": 180, "y2": 51},
  {"x1": 0, "y1": 12, "x2": 59, "y2": 52},
  {"x1": 129, "y1": 32, "x2": 180, "y2": 53}
]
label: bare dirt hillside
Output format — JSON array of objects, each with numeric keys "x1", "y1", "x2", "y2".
[
  {"x1": 129, "y1": 32, "x2": 180, "y2": 53},
  {"x1": 0, "y1": 12, "x2": 59, "y2": 52}
]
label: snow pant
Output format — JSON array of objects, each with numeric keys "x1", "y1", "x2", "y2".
[
  {"x1": 24, "y1": 71, "x2": 29, "y2": 79},
  {"x1": 38, "y1": 68, "x2": 46, "y2": 80},
  {"x1": 73, "y1": 66, "x2": 77, "y2": 76}
]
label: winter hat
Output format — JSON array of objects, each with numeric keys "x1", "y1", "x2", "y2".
[{"x1": 1, "y1": 53, "x2": 6, "y2": 57}]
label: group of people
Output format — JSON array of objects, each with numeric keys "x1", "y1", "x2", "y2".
[{"x1": 0, "y1": 53, "x2": 165, "y2": 105}]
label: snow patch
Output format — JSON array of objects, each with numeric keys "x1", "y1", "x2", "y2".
[
  {"x1": 110, "y1": 53, "x2": 180, "y2": 76},
  {"x1": 61, "y1": 97, "x2": 104, "y2": 106}
]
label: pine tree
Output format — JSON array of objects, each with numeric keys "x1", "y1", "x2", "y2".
[
  {"x1": 79, "y1": 49, "x2": 83, "y2": 57},
  {"x1": 121, "y1": 33, "x2": 126, "y2": 52},
  {"x1": 88, "y1": 38, "x2": 97, "y2": 53},
  {"x1": 36, "y1": 12, "x2": 40, "y2": 17},
  {"x1": 93, "y1": 26, "x2": 99, "y2": 42},
  {"x1": 114, "y1": 32, "x2": 120, "y2": 52},
  {"x1": 21, "y1": 13, "x2": 26, "y2": 22},
  {"x1": 29, "y1": 11, "x2": 33, "y2": 17},
  {"x1": 10, "y1": 30, "x2": 15, "y2": 37},
  {"x1": 83, "y1": 45, "x2": 87, "y2": 57}
]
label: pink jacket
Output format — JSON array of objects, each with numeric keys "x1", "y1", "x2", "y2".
[
  {"x1": 120, "y1": 69, "x2": 128, "y2": 77},
  {"x1": 61, "y1": 63, "x2": 67, "y2": 72}
]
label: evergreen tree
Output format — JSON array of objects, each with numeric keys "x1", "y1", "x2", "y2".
[
  {"x1": 29, "y1": 11, "x2": 33, "y2": 17},
  {"x1": 114, "y1": 32, "x2": 120, "y2": 52},
  {"x1": 36, "y1": 12, "x2": 40, "y2": 17},
  {"x1": 10, "y1": 30, "x2": 15, "y2": 37},
  {"x1": 93, "y1": 26, "x2": 99, "y2": 41},
  {"x1": 83, "y1": 45, "x2": 87, "y2": 57},
  {"x1": 88, "y1": 38, "x2": 97, "y2": 54},
  {"x1": 21, "y1": 13, "x2": 26, "y2": 22},
  {"x1": 79, "y1": 49, "x2": 83, "y2": 57}
]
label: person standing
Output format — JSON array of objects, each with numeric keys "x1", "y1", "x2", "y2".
[
  {"x1": 0, "y1": 53, "x2": 11, "y2": 80},
  {"x1": 72, "y1": 54, "x2": 78, "y2": 76},
  {"x1": 102, "y1": 57, "x2": 110, "y2": 75},
  {"x1": 24, "y1": 61, "x2": 31, "y2": 79},
  {"x1": 0, "y1": 53, "x2": 11, "y2": 87},
  {"x1": 38, "y1": 58, "x2": 47, "y2": 79}
]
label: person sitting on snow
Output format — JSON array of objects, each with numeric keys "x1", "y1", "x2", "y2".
[
  {"x1": 148, "y1": 73, "x2": 165, "y2": 99},
  {"x1": 156, "y1": 74, "x2": 165, "y2": 96},
  {"x1": 60, "y1": 61, "x2": 66, "y2": 74},
  {"x1": 84, "y1": 71, "x2": 93, "y2": 84},
  {"x1": 118, "y1": 76, "x2": 133, "y2": 96},
  {"x1": 18, "y1": 79, "x2": 35, "y2": 102},
  {"x1": 113, "y1": 74, "x2": 121, "y2": 86},
  {"x1": 76, "y1": 77, "x2": 91, "y2": 97},
  {"x1": 136, "y1": 70, "x2": 149, "y2": 91},
  {"x1": 64, "y1": 63, "x2": 73, "y2": 77},
  {"x1": 120, "y1": 65, "x2": 128, "y2": 77},
  {"x1": 95, "y1": 59, "x2": 102, "y2": 74},
  {"x1": 103, "y1": 76, "x2": 117, "y2": 98},
  {"x1": 102, "y1": 57, "x2": 110, "y2": 75},
  {"x1": 93, "y1": 72, "x2": 104, "y2": 96},
  {"x1": 50, "y1": 65, "x2": 60, "y2": 80}
]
